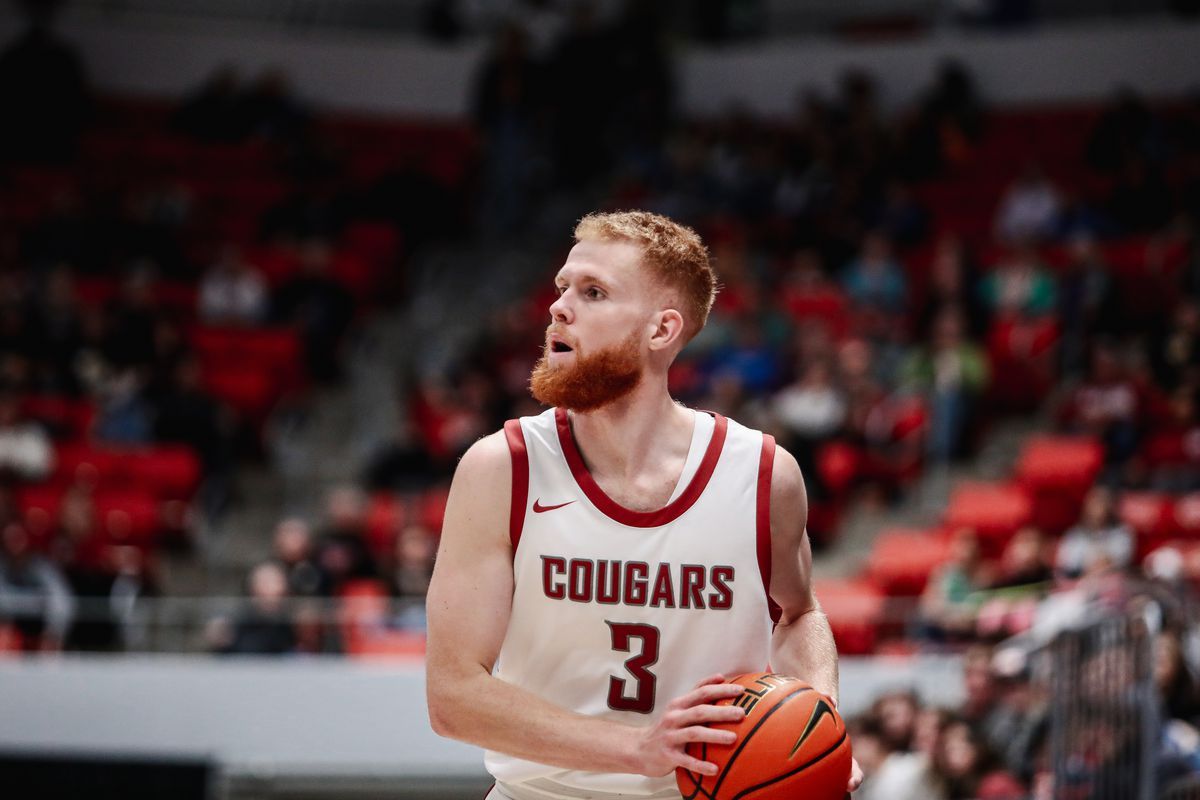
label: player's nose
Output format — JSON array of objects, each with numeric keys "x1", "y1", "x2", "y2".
[{"x1": 549, "y1": 292, "x2": 572, "y2": 324}]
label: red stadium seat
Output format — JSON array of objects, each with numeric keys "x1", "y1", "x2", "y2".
[
  {"x1": 94, "y1": 489, "x2": 161, "y2": 547},
  {"x1": 1119, "y1": 492, "x2": 1174, "y2": 559},
  {"x1": 816, "y1": 442, "x2": 860, "y2": 497},
  {"x1": 53, "y1": 443, "x2": 128, "y2": 488},
  {"x1": 365, "y1": 493, "x2": 406, "y2": 558},
  {"x1": 1171, "y1": 494, "x2": 1200, "y2": 538},
  {"x1": 1015, "y1": 436, "x2": 1103, "y2": 493},
  {"x1": 16, "y1": 484, "x2": 66, "y2": 550},
  {"x1": 1015, "y1": 435, "x2": 1103, "y2": 535},
  {"x1": 417, "y1": 485, "x2": 451, "y2": 534},
  {"x1": 21, "y1": 395, "x2": 95, "y2": 440},
  {"x1": 944, "y1": 481, "x2": 1033, "y2": 557},
  {"x1": 123, "y1": 446, "x2": 203, "y2": 500},
  {"x1": 865, "y1": 528, "x2": 951, "y2": 596},
  {"x1": 812, "y1": 578, "x2": 886, "y2": 656},
  {"x1": 203, "y1": 366, "x2": 279, "y2": 422}
]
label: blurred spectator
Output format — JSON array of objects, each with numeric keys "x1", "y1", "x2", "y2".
[
  {"x1": 547, "y1": 3, "x2": 614, "y2": 184},
  {"x1": 93, "y1": 367, "x2": 153, "y2": 444},
  {"x1": 1157, "y1": 628, "x2": 1200, "y2": 725},
  {"x1": 151, "y1": 355, "x2": 235, "y2": 520},
  {"x1": 915, "y1": 235, "x2": 985, "y2": 341},
  {"x1": 1150, "y1": 299, "x2": 1200, "y2": 392},
  {"x1": 901, "y1": 306, "x2": 988, "y2": 462},
  {"x1": 104, "y1": 268, "x2": 160, "y2": 370},
  {"x1": 198, "y1": 246, "x2": 268, "y2": 326},
  {"x1": 312, "y1": 486, "x2": 376, "y2": 596},
  {"x1": 919, "y1": 528, "x2": 989, "y2": 642},
  {"x1": 0, "y1": 520, "x2": 74, "y2": 652},
  {"x1": 1088, "y1": 88, "x2": 1166, "y2": 173},
  {"x1": 994, "y1": 165, "x2": 1061, "y2": 243},
  {"x1": 1059, "y1": 342, "x2": 1142, "y2": 470},
  {"x1": 873, "y1": 687, "x2": 921, "y2": 753},
  {"x1": 979, "y1": 242, "x2": 1056, "y2": 320},
  {"x1": 272, "y1": 518, "x2": 321, "y2": 597},
  {"x1": 27, "y1": 265, "x2": 86, "y2": 394},
  {"x1": 240, "y1": 69, "x2": 310, "y2": 144},
  {"x1": 0, "y1": 389, "x2": 53, "y2": 482},
  {"x1": 841, "y1": 231, "x2": 908, "y2": 318},
  {"x1": 857, "y1": 708, "x2": 942, "y2": 800},
  {"x1": 1058, "y1": 235, "x2": 1118, "y2": 376},
  {"x1": 1109, "y1": 157, "x2": 1174, "y2": 234},
  {"x1": 423, "y1": 0, "x2": 466, "y2": 43},
  {"x1": 214, "y1": 561, "x2": 296, "y2": 655},
  {"x1": 932, "y1": 716, "x2": 1026, "y2": 799},
  {"x1": 172, "y1": 66, "x2": 247, "y2": 143},
  {"x1": 0, "y1": 0, "x2": 90, "y2": 163},
  {"x1": 362, "y1": 415, "x2": 439, "y2": 492},
  {"x1": 271, "y1": 238, "x2": 355, "y2": 384},
  {"x1": 867, "y1": 180, "x2": 930, "y2": 247},
  {"x1": 390, "y1": 524, "x2": 436, "y2": 615},
  {"x1": 1056, "y1": 485, "x2": 1135, "y2": 579},
  {"x1": 472, "y1": 24, "x2": 544, "y2": 234},
  {"x1": 770, "y1": 358, "x2": 844, "y2": 498}
]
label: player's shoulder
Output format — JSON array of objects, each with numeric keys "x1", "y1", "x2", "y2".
[
  {"x1": 457, "y1": 429, "x2": 510, "y2": 476},
  {"x1": 769, "y1": 444, "x2": 805, "y2": 504}
]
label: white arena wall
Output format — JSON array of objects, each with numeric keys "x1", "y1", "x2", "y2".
[
  {"x1": 0, "y1": 654, "x2": 962, "y2": 791},
  {"x1": 0, "y1": 14, "x2": 1197, "y2": 117}
]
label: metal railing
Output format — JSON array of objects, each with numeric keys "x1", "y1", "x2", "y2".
[
  {"x1": 1032, "y1": 604, "x2": 1162, "y2": 800},
  {"x1": 0, "y1": 594, "x2": 428, "y2": 655},
  {"x1": 58, "y1": 0, "x2": 1183, "y2": 39}
]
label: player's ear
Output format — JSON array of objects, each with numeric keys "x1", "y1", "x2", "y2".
[{"x1": 648, "y1": 308, "x2": 685, "y2": 352}]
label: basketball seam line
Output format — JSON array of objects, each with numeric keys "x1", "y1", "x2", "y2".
[
  {"x1": 731, "y1": 731, "x2": 849, "y2": 800},
  {"x1": 708, "y1": 684, "x2": 818, "y2": 799}
]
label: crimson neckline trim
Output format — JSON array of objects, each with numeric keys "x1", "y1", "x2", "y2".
[{"x1": 554, "y1": 406, "x2": 727, "y2": 528}]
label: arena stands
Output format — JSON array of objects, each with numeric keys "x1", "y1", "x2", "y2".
[{"x1": 2, "y1": 5, "x2": 1200, "y2": 797}]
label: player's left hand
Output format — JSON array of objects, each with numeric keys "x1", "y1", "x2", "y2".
[{"x1": 846, "y1": 756, "x2": 863, "y2": 794}]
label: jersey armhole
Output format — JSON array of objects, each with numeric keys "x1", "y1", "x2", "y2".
[
  {"x1": 503, "y1": 419, "x2": 529, "y2": 553},
  {"x1": 756, "y1": 433, "x2": 782, "y2": 624}
]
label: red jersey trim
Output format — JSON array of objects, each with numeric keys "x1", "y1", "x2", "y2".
[
  {"x1": 553, "y1": 407, "x2": 728, "y2": 528},
  {"x1": 756, "y1": 433, "x2": 782, "y2": 624},
  {"x1": 503, "y1": 419, "x2": 529, "y2": 551}
]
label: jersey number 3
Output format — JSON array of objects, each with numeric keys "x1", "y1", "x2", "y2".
[{"x1": 606, "y1": 622, "x2": 660, "y2": 714}]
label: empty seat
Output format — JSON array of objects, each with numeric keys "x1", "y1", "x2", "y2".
[
  {"x1": 944, "y1": 482, "x2": 1033, "y2": 557},
  {"x1": 812, "y1": 579, "x2": 886, "y2": 656},
  {"x1": 865, "y1": 528, "x2": 951, "y2": 596}
]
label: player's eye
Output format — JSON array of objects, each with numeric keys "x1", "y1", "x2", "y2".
[{"x1": 586, "y1": 287, "x2": 604, "y2": 300}]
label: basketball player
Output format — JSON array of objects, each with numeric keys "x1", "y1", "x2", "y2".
[{"x1": 426, "y1": 211, "x2": 863, "y2": 799}]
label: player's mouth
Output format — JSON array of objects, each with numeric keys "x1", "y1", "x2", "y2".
[{"x1": 547, "y1": 333, "x2": 577, "y2": 363}]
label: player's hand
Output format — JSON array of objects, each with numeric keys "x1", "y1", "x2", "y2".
[
  {"x1": 632, "y1": 674, "x2": 746, "y2": 777},
  {"x1": 846, "y1": 756, "x2": 863, "y2": 794}
]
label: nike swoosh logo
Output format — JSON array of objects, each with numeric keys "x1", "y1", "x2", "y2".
[
  {"x1": 532, "y1": 499, "x2": 575, "y2": 513},
  {"x1": 788, "y1": 697, "x2": 836, "y2": 759}
]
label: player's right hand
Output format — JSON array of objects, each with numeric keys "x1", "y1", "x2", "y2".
[{"x1": 632, "y1": 674, "x2": 747, "y2": 777}]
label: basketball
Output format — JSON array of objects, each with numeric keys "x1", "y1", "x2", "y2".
[{"x1": 676, "y1": 673, "x2": 852, "y2": 800}]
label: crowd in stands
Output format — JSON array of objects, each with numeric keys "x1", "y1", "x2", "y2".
[{"x1": 1, "y1": 3, "x2": 1199, "y2": 796}]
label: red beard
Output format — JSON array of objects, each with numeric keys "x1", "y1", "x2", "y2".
[{"x1": 529, "y1": 329, "x2": 643, "y2": 411}]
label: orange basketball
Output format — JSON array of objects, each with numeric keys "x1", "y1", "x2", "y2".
[{"x1": 676, "y1": 672, "x2": 852, "y2": 800}]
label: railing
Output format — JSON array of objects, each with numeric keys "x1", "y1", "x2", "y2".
[
  {"x1": 58, "y1": 0, "x2": 1182, "y2": 39},
  {"x1": 0, "y1": 594, "x2": 428, "y2": 655},
  {"x1": 1030, "y1": 604, "x2": 1162, "y2": 800}
]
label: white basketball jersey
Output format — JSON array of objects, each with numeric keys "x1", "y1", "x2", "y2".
[{"x1": 486, "y1": 407, "x2": 779, "y2": 800}]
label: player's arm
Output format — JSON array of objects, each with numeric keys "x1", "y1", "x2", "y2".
[
  {"x1": 766, "y1": 445, "x2": 863, "y2": 792},
  {"x1": 425, "y1": 432, "x2": 744, "y2": 777},
  {"x1": 765, "y1": 446, "x2": 838, "y2": 703}
]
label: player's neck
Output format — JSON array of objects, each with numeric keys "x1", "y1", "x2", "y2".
[{"x1": 566, "y1": 381, "x2": 693, "y2": 482}]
